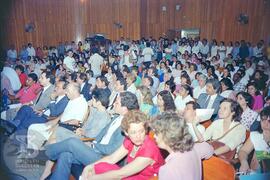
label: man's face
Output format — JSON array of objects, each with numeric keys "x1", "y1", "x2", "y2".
[
  {"x1": 26, "y1": 77, "x2": 34, "y2": 87},
  {"x1": 113, "y1": 96, "x2": 123, "y2": 114},
  {"x1": 55, "y1": 82, "x2": 65, "y2": 96},
  {"x1": 39, "y1": 73, "x2": 49, "y2": 86},
  {"x1": 206, "y1": 83, "x2": 216, "y2": 95}
]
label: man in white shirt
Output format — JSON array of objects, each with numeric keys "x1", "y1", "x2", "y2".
[
  {"x1": 63, "y1": 50, "x2": 76, "y2": 72},
  {"x1": 142, "y1": 42, "x2": 154, "y2": 68},
  {"x1": 27, "y1": 82, "x2": 88, "y2": 150},
  {"x1": 88, "y1": 49, "x2": 103, "y2": 77},
  {"x1": 7, "y1": 45, "x2": 17, "y2": 61},
  {"x1": 200, "y1": 39, "x2": 209, "y2": 57},
  {"x1": 26, "y1": 43, "x2": 36, "y2": 57},
  {"x1": 44, "y1": 92, "x2": 139, "y2": 179},
  {"x1": 184, "y1": 101, "x2": 205, "y2": 142}
]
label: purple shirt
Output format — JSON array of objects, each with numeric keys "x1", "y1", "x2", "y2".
[
  {"x1": 252, "y1": 95, "x2": 264, "y2": 111},
  {"x1": 159, "y1": 142, "x2": 214, "y2": 180}
]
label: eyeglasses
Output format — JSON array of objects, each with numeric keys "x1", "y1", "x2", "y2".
[{"x1": 261, "y1": 116, "x2": 270, "y2": 122}]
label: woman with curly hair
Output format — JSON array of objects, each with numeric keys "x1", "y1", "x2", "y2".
[
  {"x1": 81, "y1": 110, "x2": 164, "y2": 179},
  {"x1": 150, "y1": 112, "x2": 214, "y2": 180}
]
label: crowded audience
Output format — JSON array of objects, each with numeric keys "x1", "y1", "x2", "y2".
[{"x1": 1, "y1": 36, "x2": 270, "y2": 179}]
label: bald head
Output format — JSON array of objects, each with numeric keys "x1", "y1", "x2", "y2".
[{"x1": 66, "y1": 82, "x2": 81, "y2": 100}]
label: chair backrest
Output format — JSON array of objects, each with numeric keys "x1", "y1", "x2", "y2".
[{"x1": 203, "y1": 156, "x2": 235, "y2": 180}]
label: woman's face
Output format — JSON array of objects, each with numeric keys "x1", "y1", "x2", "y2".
[
  {"x1": 247, "y1": 85, "x2": 256, "y2": 96},
  {"x1": 181, "y1": 77, "x2": 187, "y2": 85},
  {"x1": 179, "y1": 87, "x2": 188, "y2": 97},
  {"x1": 221, "y1": 82, "x2": 227, "y2": 92},
  {"x1": 127, "y1": 122, "x2": 146, "y2": 146},
  {"x1": 261, "y1": 116, "x2": 270, "y2": 132},
  {"x1": 237, "y1": 94, "x2": 247, "y2": 108},
  {"x1": 255, "y1": 72, "x2": 261, "y2": 79},
  {"x1": 154, "y1": 133, "x2": 167, "y2": 150},
  {"x1": 218, "y1": 102, "x2": 234, "y2": 120}
]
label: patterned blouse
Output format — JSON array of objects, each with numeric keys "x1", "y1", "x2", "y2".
[{"x1": 241, "y1": 107, "x2": 259, "y2": 130}]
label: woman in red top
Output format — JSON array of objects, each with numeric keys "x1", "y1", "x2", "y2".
[{"x1": 81, "y1": 110, "x2": 164, "y2": 180}]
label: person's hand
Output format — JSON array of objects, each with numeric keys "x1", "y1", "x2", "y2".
[
  {"x1": 75, "y1": 128, "x2": 85, "y2": 136},
  {"x1": 34, "y1": 109, "x2": 43, "y2": 116},
  {"x1": 81, "y1": 164, "x2": 95, "y2": 180},
  {"x1": 239, "y1": 161, "x2": 250, "y2": 173},
  {"x1": 88, "y1": 100, "x2": 93, "y2": 107}
]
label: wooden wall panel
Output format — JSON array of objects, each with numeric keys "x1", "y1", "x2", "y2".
[
  {"x1": 143, "y1": 0, "x2": 270, "y2": 43},
  {"x1": 1, "y1": 0, "x2": 269, "y2": 50}
]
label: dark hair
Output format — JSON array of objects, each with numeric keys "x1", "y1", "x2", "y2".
[
  {"x1": 123, "y1": 45, "x2": 129, "y2": 51},
  {"x1": 92, "y1": 89, "x2": 110, "y2": 108},
  {"x1": 181, "y1": 84, "x2": 193, "y2": 97},
  {"x1": 165, "y1": 80, "x2": 176, "y2": 93},
  {"x1": 119, "y1": 91, "x2": 139, "y2": 110},
  {"x1": 220, "y1": 78, "x2": 233, "y2": 91},
  {"x1": 144, "y1": 75, "x2": 154, "y2": 87},
  {"x1": 117, "y1": 76, "x2": 127, "y2": 90},
  {"x1": 206, "y1": 78, "x2": 220, "y2": 93},
  {"x1": 220, "y1": 98, "x2": 243, "y2": 122},
  {"x1": 146, "y1": 42, "x2": 151, "y2": 47},
  {"x1": 79, "y1": 73, "x2": 88, "y2": 82},
  {"x1": 186, "y1": 101, "x2": 200, "y2": 109},
  {"x1": 180, "y1": 73, "x2": 191, "y2": 85},
  {"x1": 207, "y1": 66, "x2": 218, "y2": 79},
  {"x1": 86, "y1": 69, "x2": 94, "y2": 77},
  {"x1": 247, "y1": 82, "x2": 261, "y2": 96},
  {"x1": 15, "y1": 65, "x2": 25, "y2": 73},
  {"x1": 28, "y1": 73, "x2": 38, "y2": 83},
  {"x1": 158, "y1": 90, "x2": 176, "y2": 111},
  {"x1": 236, "y1": 91, "x2": 253, "y2": 108},
  {"x1": 260, "y1": 106, "x2": 270, "y2": 120},
  {"x1": 96, "y1": 75, "x2": 109, "y2": 86},
  {"x1": 42, "y1": 71, "x2": 55, "y2": 84}
]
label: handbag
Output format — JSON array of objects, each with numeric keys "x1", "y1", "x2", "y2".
[{"x1": 208, "y1": 123, "x2": 240, "y2": 161}]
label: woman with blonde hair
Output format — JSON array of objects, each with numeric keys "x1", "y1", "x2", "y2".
[
  {"x1": 137, "y1": 86, "x2": 158, "y2": 117},
  {"x1": 150, "y1": 112, "x2": 213, "y2": 180}
]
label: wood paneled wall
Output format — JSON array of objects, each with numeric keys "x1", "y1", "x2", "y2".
[
  {"x1": 142, "y1": 0, "x2": 270, "y2": 44},
  {"x1": 1, "y1": 0, "x2": 269, "y2": 50}
]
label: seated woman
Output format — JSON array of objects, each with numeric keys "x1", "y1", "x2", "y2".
[
  {"x1": 238, "y1": 106, "x2": 270, "y2": 174},
  {"x1": 192, "y1": 98, "x2": 246, "y2": 158},
  {"x1": 237, "y1": 92, "x2": 260, "y2": 131},
  {"x1": 137, "y1": 86, "x2": 158, "y2": 117},
  {"x1": 156, "y1": 90, "x2": 176, "y2": 114},
  {"x1": 220, "y1": 77, "x2": 235, "y2": 100},
  {"x1": 174, "y1": 84, "x2": 194, "y2": 113},
  {"x1": 81, "y1": 110, "x2": 164, "y2": 180},
  {"x1": 150, "y1": 112, "x2": 213, "y2": 180},
  {"x1": 247, "y1": 82, "x2": 264, "y2": 113}
]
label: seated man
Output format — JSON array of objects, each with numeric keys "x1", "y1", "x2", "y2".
[
  {"x1": 6, "y1": 80, "x2": 68, "y2": 155},
  {"x1": 77, "y1": 72, "x2": 91, "y2": 101},
  {"x1": 197, "y1": 78, "x2": 224, "y2": 120},
  {"x1": 42, "y1": 92, "x2": 139, "y2": 179},
  {"x1": 27, "y1": 82, "x2": 88, "y2": 150},
  {"x1": 3, "y1": 71, "x2": 55, "y2": 121},
  {"x1": 55, "y1": 88, "x2": 111, "y2": 142},
  {"x1": 8, "y1": 73, "x2": 41, "y2": 104}
]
